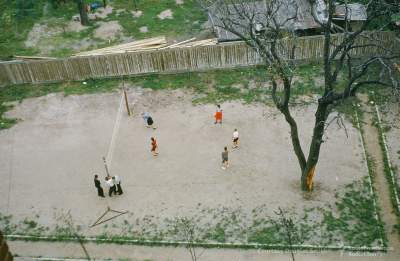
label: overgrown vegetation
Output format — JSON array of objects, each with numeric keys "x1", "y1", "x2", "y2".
[
  {"x1": 321, "y1": 179, "x2": 386, "y2": 247},
  {"x1": 0, "y1": 0, "x2": 45, "y2": 58}
]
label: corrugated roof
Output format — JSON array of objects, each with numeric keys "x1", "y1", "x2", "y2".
[
  {"x1": 334, "y1": 3, "x2": 367, "y2": 21},
  {"x1": 208, "y1": 0, "x2": 321, "y2": 41}
]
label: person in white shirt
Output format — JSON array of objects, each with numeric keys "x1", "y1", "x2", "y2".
[
  {"x1": 112, "y1": 175, "x2": 123, "y2": 195},
  {"x1": 232, "y1": 129, "x2": 239, "y2": 148},
  {"x1": 105, "y1": 176, "x2": 117, "y2": 197}
]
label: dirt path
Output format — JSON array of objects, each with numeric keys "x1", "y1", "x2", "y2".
[
  {"x1": 8, "y1": 240, "x2": 400, "y2": 261},
  {"x1": 359, "y1": 94, "x2": 400, "y2": 255}
]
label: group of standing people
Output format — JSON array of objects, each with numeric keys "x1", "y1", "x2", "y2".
[{"x1": 94, "y1": 174, "x2": 123, "y2": 198}]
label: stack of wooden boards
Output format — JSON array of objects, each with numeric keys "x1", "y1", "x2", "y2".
[
  {"x1": 73, "y1": 36, "x2": 168, "y2": 57},
  {"x1": 72, "y1": 37, "x2": 218, "y2": 57}
]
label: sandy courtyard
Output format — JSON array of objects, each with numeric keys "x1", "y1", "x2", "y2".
[{"x1": 0, "y1": 88, "x2": 367, "y2": 242}]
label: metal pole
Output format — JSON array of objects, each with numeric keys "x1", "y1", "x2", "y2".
[
  {"x1": 102, "y1": 156, "x2": 110, "y2": 177},
  {"x1": 123, "y1": 80, "x2": 131, "y2": 116}
]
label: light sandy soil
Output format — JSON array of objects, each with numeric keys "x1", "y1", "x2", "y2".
[
  {"x1": 25, "y1": 23, "x2": 62, "y2": 48},
  {"x1": 24, "y1": 20, "x2": 98, "y2": 55},
  {"x1": 88, "y1": 6, "x2": 113, "y2": 20},
  {"x1": 24, "y1": 6, "x2": 118, "y2": 55},
  {"x1": 139, "y1": 26, "x2": 149, "y2": 33},
  {"x1": 158, "y1": 9, "x2": 174, "y2": 20},
  {"x1": 66, "y1": 20, "x2": 89, "y2": 32},
  {"x1": 0, "y1": 88, "x2": 367, "y2": 241},
  {"x1": 94, "y1": 21, "x2": 123, "y2": 40},
  {"x1": 131, "y1": 10, "x2": 143, "y2": 18}
]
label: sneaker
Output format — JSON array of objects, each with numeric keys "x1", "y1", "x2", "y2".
[{"x1": 221, "y1": 166, "x2": 226, "y2": 170}]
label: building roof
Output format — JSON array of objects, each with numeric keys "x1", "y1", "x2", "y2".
[
  {"x1": 208, "y1": 0, "x2": 321, "y2": 41},
  {"x1": 334, "y1": 3, "x2": 367, "y2": 21}
]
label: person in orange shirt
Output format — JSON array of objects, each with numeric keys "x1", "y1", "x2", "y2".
[
  {"x1": 151, "y1": 137, "x2": 159, "y2": 156},
  {"x1": 214, "y1": 104, "x2": 223, "y2": 124}
]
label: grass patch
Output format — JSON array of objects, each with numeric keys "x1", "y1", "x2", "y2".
[
  {"x1": 321, "y1": 178, "x2": 387, "y2": 247},
  {"x1": 0, "y1": 0, "x2": 46, "y2": 59},
  {"x1": 110, "y1": 0, "x2": 207, "y2": 39}
]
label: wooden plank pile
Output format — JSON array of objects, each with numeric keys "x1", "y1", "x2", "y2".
[
  {"x1": 73, "y1": 36, "x2": 168, "y2": 57},
  {"x1": 73, "y1": 37, "x2": 218, "y2": 57},
  {"x1": 163, "y1": 38, "x2": 218, "y2": 49}
]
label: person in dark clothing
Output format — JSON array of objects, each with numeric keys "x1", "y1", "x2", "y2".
[
  {"x1": 142, "y1": 112, "x2": 157, "y2": 129},
  {"x1": 147, "y1": 116, "x2": 153, "y2": 127},
  {"x1": 113, "y1": 175, "x2": 123, "y2": 195},
  {"x1": 221, "y1": 146, "x2": 229, "y2": 170},
  {"x1": 94, "y1": 174, "x2": 105, "y2": 197}
]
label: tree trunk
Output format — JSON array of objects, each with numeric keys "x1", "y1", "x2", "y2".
[
  {"x1": 103, "y1": 0, "x2": 107, "y2": 7},
  {"x1": 301, "y1": 103, "x2": 329, "y2": 191},
  {"x1": 280, "y1": 108, "x2": 307, "y2": 171},
  {"x1": 76, "y1": 0, "x2": 89, "y2": 26}
]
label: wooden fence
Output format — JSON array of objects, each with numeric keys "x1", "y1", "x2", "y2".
[{"x1": 0, "y1": 31, "x2": 397, "y2": 87}]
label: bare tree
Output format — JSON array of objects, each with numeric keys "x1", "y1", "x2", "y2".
[
  {"x1": 203, "y1": 0, "x2": 400, "y2": 191},
  {"x1": 178, "y1": 218, "x2": 205, "y2": 261},
  {"x1": 273, "y1": 208, "x2": 299, "y2": 261},
  {"x1": 58, "y1": 210, "x2": 91, "y2": 260}
]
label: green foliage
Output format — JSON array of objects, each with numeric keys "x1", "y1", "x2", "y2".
[
  {"x1": 0, "y1": 0, "x2": 45, "y2": 59},
  {"x1": 391, "y1": 13, "x2": 400, "y2": 23},
  {"x1": 0, "y1": 104, "x2": 18, "y2": 129},
  {"x1": 16, "y1": 0, "x2": 35, "y2": 19}
]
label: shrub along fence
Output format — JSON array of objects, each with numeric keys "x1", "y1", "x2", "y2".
[{"x1": 0, "y1": 31, "x2": 397, "y2": 87}]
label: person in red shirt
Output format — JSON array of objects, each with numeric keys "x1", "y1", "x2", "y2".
[
  {"x1": 214, "y1": 104, "x2": 223, "y2": 124},
  {"x1": 151, "y1": 137, "x2": 159, "y2": 156}
]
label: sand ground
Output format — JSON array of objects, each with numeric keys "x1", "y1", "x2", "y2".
[{"x1": 0, "y1": 88, "x2": 366, "y2": 238}]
